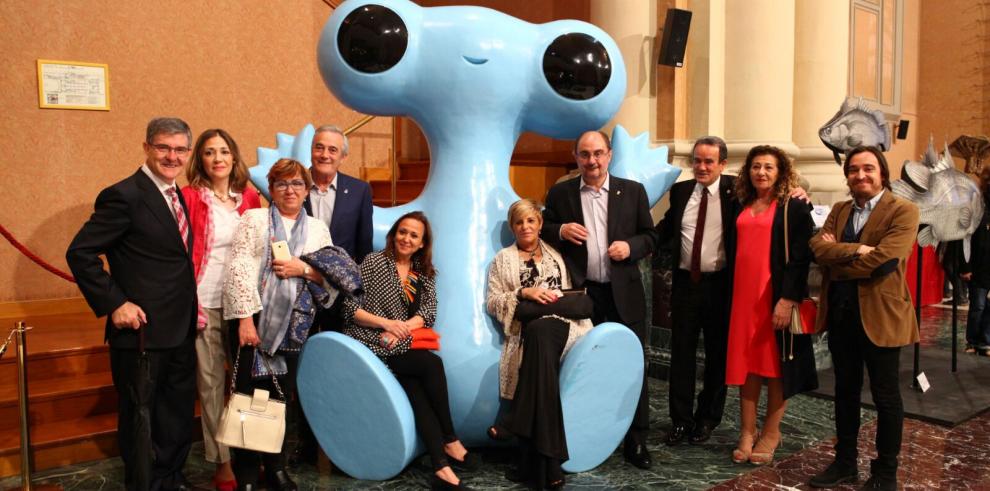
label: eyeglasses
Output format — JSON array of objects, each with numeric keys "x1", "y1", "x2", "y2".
[
  {"x1": 150, "y1": 144, "x2": 191, "y2": 157},
  {"x1": 577, "y1": 149, "x2": 608, "y2": 160},
  {"x1": 272, "y1": 180, "x2": 307, "y2": 192}
]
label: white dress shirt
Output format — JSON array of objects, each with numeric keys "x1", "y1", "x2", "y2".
[
  {"x1": 679, "y1": 180, "x2": 726, "y2": 272},
  {"x1": 581, "y1": 174, "x2": 611, "y2": 282},
  {"x1": 141, "y1": 164, "x2": 178, "y2": 209}
]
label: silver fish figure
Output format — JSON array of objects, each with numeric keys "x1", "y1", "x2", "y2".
[
  {"x1": 891, "y1": 138, "x2": 984, "y2": 247},
  {"x1": 819, "y1": 98, "x2": 891, "y2": 164}
]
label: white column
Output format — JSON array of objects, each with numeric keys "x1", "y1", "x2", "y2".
[
  {"x1": 792, "y1": 0, "x2": 851, "y2": 203},
  {"x1": 722, "y1": 0, "x2": 797, "y2": 165}
]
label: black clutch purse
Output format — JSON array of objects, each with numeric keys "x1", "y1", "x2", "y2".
[{"x1": 515, "y1": 293, "x2": 594, "y2": 323}]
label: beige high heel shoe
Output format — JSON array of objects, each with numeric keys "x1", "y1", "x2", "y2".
[
  {"x1": 749, "y1": 432, "x2": 781, "y2": 465},
  {"x1": 732, "y1": 432, "x2": 756, "y2": 464}
]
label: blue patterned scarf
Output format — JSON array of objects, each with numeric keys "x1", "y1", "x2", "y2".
[{"x1": 255, "y1": 205, "x2": 307, "y2": 377}]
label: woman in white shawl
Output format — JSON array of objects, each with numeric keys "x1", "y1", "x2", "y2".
[{"x1": 486, "y1": 199, "x2": 593, "y2": 490}]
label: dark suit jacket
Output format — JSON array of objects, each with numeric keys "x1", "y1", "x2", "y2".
[
  {"x1": 541, "y1": 175, "x2": 658, "y2": 326},
  {"x1": 655, "y1": 175, "x2": 739, "y2": 281},
  {"x1": 304, "y1": 171, "x2": 373, "y2": 262},
  {"x1": 66, "y1": 169, "x2": 198, "y2": 350}
]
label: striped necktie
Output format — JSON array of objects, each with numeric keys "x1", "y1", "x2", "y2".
[{"x1": 165, "y1": 187, "x2": 189, "y2": 250}]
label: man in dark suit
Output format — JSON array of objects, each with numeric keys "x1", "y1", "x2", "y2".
[
  {"x1": 542, "y1": 130, "x2": 658, "y2": 469},
  {"x1": 304, "y1": 125, "x2": 373, "y2": 262},
  {"x1": 294, "y1": 124, "x2": 374, "y2": 465},
  {"x1": 809, "y1": 146, "x2": 919, "y2": 491},
  {"x1": 655, "y1": 136, "x2": 737, "y2": 447},
  {"x1": 66, "y1": 117, "x2": 198, "y2": 491}
]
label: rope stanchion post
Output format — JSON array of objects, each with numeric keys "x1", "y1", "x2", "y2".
[{"x1": 6, "y1": 322, "x2": 62, "y2": 491}]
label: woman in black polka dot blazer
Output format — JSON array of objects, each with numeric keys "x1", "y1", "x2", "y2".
[{"x1": 342, "y1": 211, "x2": 478, "y2": 490}]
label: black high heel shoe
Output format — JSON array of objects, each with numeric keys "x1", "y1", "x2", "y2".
[{"x1": 431, "y1": 475, "x2": 474, "y2": 490}]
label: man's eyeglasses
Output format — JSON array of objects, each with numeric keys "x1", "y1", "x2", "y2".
[
  {"x1": 150, "y1": 144, "x2": 191, "y2": 157},
  {"x1": 272, "y1": 180, "x2": 307, "y2": 192},
  {"x1": 577, "y1": 150, "x2": 609, "y2": 160}
]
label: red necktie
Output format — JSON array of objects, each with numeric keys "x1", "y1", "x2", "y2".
[
  {"x1": 689, "y1": 188, "x2": 708, "y2": 283},
  {"x1": 165, "y1": 187, "x2": 189, "y2": 250}
]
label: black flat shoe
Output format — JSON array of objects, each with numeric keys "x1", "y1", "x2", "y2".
[
  {"x1": 487, "y1": 424, "x2": 514, "y2": 441},
  {"x1": 266, "y1": 469, "x2": 297, "y2": 491},
  {"x1": 431, "y1": 475, "x2": 474, "y2": 490},
  {"x1": 449, "y1": 451, "x2": 482, "y2": 472}
]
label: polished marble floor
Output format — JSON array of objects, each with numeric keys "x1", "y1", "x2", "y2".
[{"x1": 3, "y1": 306, "x2": 988, "y2": 490}]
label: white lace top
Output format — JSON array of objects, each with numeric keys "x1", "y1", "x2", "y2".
[{"x1": 222, "y1": 208, "x2": 333, "y2": 320}]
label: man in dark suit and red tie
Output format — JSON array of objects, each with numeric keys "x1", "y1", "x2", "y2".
[
  {"x1": 541, "y1": 130, "x2": 658, "y2": 470},
  {"x1": 66, "y1": 117, "x2": 198, "y2": 491},
  {"x1": 655, "y1": 136, "x2": 738, "y2": 447}
]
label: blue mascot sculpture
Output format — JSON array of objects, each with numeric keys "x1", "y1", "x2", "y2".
[{"x1": 250, "y1": 0, "x2": 680, "y2": 479}]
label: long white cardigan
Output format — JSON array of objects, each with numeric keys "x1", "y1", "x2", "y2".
[{"x1": 486, "y1": 242, "x2": 594, "y2": 399}]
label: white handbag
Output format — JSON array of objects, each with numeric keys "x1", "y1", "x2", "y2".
[{"x1": 216, "y1": 349, "x2": 287, "y2": 454}]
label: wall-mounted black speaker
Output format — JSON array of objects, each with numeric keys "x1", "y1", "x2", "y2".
[
  {"x1": 658, "y1": 8, "x2": 692, "y2": 67},
  {"x1": 896, "y1": 120, "x2": 910, "y2": 140}
]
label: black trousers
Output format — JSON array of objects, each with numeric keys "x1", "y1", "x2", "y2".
[
  {"x1": 667, "y1": 269, "x2": 729, "y2": 429},
  {"x1": 228, "y1": 326, "x2": 297, "y2": 486},
  {"x1": 387, "y1": 350, "x2": 458, "y2": 471},
  {"x1": 827, "y1": 307, "x2": 903, "y2": 479},
  {"x1": 585, "y1": 281, "x2": 650, "y2": 446},
  {"x1": 507, "y1": 317, "x2": 570, "y2": 460},
  {"x1": 109, "y1": 337, "x2": 197, "y2": 491}
]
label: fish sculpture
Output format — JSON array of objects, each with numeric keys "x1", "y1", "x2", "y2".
[
  {"x1": 819, "y1": 97, "x2": 891, "y2": 164},
  {"x1": 891, "y1": 137, "x2": 985, "y2": 247}
]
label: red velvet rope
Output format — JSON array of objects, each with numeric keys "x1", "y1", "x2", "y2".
[{"x1": 0, "y1": 223, "x2": 75, "y2": 283}]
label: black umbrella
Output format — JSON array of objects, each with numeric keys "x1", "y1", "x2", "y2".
[{"x1": 129, "y1": 325, "x2": 154, "y2": 490}]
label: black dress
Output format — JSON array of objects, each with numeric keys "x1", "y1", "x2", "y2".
[{"x1": 505, "y1": 254, "x2": 570, "y2": 461}]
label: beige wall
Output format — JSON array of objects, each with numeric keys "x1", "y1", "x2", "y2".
[
  {"x1": 916, "y1": 0, "x2": 989, "y2": 167},
  {"x1": 0, "y1": 1, "x2": 392, "y2": 302}
]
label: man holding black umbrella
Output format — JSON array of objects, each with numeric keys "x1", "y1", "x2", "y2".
[{"x1": 67, "y1": 117, "x2": 199, "y2": 491}]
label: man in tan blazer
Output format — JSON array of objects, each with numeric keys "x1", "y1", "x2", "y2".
[{"x1": 808, "y1": 146, "x2": 919, "y2": 491}]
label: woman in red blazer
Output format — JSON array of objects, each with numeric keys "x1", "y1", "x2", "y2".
[{"x1": 181, "y1": 128, "x2": 261, "y2": 491}]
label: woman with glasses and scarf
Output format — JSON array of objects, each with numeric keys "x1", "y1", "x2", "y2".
[
  {"x1": 486, "y1": 199, "x2": 594, "y2": 490},
  {"x1": 222, "y1": 159, "x2": 337, "y2": 491}
]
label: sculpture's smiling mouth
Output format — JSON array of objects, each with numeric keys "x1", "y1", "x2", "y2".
[{"x1": 463, "y1": 55, "x2": 488, "y2": 65}]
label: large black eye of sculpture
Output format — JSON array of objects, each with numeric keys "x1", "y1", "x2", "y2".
[
  {"x1": 337, "y1": 5, "x2": 408, "y2": 73},
  {"x1": 543, "y1": 33, "x2": 611, "y2": 100}
]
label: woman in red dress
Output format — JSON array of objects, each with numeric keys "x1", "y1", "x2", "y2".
[{"x1": 726, "y1": 145, "x2": 816, "y2": 465}]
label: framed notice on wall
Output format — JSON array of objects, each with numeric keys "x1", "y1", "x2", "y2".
[{"x1": 37, "y1": 59, "x2": 110, "y2": 111}]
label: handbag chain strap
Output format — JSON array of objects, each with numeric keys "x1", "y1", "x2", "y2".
[
  {"x1": 782, "y1": 198, "x2": 792, "y2": 361},
  {"x1": 230, "y1": 347, "x2": 287, "y2": 401}
]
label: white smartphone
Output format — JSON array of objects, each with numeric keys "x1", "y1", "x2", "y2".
[{"x1": 272, "y1": 240, "x2": 291, "y2": 262}]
